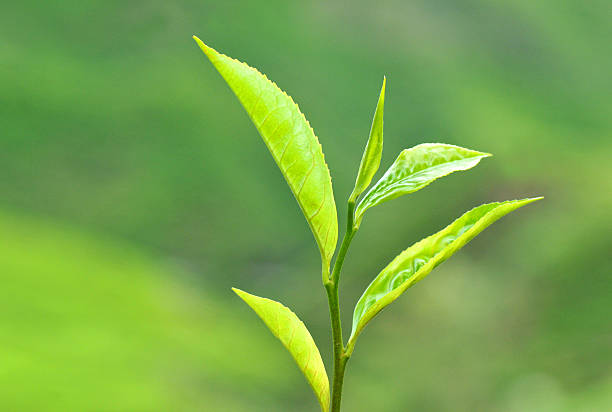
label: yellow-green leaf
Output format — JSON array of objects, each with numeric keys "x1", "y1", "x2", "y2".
[
  {"x1": 194, "y1": 36, "x2": 338, "y2": 274},
  {"x1": 354, "y1": 143, "x2": 491, "y2": 227},
  {"x1": 233, "y1": 288, "x2": 330, "y2": 412},
  {"x1": 350, "y1": 77, "x2": 386, "y2": 201},
  {"x1": 347, "y1": 198, "x2": 542, "y2": 354}
]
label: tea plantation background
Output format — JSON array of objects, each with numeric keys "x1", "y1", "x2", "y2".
[{"x1": 1, "y1": 1, "x2": 611, "y2": 411}]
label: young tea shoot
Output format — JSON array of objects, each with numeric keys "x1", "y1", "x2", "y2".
[{"x1": 193, "y1": 35, "x2": 542, "y2": 412}]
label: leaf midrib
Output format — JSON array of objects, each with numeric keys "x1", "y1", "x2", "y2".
[{"x1": 362, "y1": 155, "x2": 485, "y2": 206}]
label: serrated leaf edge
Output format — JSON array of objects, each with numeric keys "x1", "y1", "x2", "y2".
[
  {"x1": 194, "y1": 36, "x2": 338, "y2": 272},
  {"x1": 355, "y1": 143, "x2": 492, "y2": 226}
]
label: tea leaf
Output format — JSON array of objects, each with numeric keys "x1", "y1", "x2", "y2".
[
  {"x1": 350, "y1": 77, "x2": 386, "y2": 201},
  {"x1": 194, "y1": 37, "x2": 338, "y2": 274},
  {"x1": 233, "y1": 288, "x2": 330, "y2": 412},
  {"x1": 354, "y1": 143, "x2": 491, "y2": 227},
  {"x1": 348, "y1": 198, "x2": 542, "y2": 353}
]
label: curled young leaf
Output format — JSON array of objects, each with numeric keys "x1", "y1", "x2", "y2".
[
  {"x1": 354, "y1": 143, "x2": 491, "y2": 227},
  {"x1": 233, "y1": 288, "x2": 330, "y2": 412},
  {"x1": 194, "y1": 37, "x2": 338, "y2": 275},
  {"x1": 347, "y1": 198, "x2": 542, "y2": 353},
  {"x1": 350, "y1": 77, "x2": 386, "y2": 202}
]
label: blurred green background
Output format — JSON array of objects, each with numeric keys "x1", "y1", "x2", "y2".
[{"x1": 2, "y1": 1, "x2": 611, "y2": 411}]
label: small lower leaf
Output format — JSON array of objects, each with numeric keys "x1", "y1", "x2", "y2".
[
  {"x1": 233, "y1": 288, "x2": 330, "y2": 412},
  {"x1": 348, "y1": 197, "x2": 542, "y2": 353}
]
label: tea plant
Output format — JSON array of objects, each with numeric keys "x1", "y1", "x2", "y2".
[{"x1": 194, "y1": 36, "x2": 541, "y2": 412}]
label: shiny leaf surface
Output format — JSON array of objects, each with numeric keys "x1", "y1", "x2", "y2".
[
  {"x1": 233, "y1": 288, "x2": 330, "y2": 412},
  {"x1": 354, "y1": 143, "x2": 491, "y2": 226},
  {"x1": 195, "y1": 37, "x2": 338, "y2": 273},
  {"x1": 350, "y1": 77, "x2": 386, "y2": 201},
  {"x1": 348, "y1": 198, "x2": 542, "y2": 352}
]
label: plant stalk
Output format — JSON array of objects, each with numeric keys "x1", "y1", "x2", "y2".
[{"x1": 325, "y1": 200, "x2": 356, "y2": 412}]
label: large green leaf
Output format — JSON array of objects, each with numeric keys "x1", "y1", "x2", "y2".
[
  {"x1": 194, "y1": 37, "x2": 338, "y2": 273},
  {"x1": 350, "y1": 77, "x2": 386, "y2": 201},
  {"x1": 354, "y1": 144, "x2": 491, "y2": 227},
  {"x1": 232, "y1": 288, "x2": 330, "y2": 412},
  {"x1": 347, "y1": 198, "x2": 542, "y2": 353}
]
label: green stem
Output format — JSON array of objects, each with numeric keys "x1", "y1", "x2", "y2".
[
  {"x1": 325, "y1": 200, "x2": 356, "y2": 412},
  {"x1": 325, "y1": 282, "x2": 345, "y2": 411},
  {"x1": 330, "y1": 200, "x2": 356, "y2": 284}
]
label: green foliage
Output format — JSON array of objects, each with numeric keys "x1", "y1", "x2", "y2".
[
  {"x1": 354, "y1": 144, "x2": 491, "y2": 227},
  {"x1": 4, "y1": 2, "x2": 610, "y2": 410},
  {"x1": 350, "y1": 77, "x2": 385, "y2": 202},
  {"x1": 347, "y1": 198, "x2": 541, "y2": 354},
  {"x1": 195, "y1": 38, "x2": 540, "y2": 412},
  {"x1": 233, "y1": 289, "x2": 330, "y2": 412},
  {"x1": 193, "y1": 36, "x2": 338, "y2": 276}
]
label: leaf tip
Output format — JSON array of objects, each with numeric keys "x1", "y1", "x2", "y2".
[
  {"x1": 524, "y1": 196, "x2": 544, "y2": 204},
  {"x1": 231, "y1": 287, "x2": 247, "y2": 299},
  {"x1": 502, "y1": 196, "x2": 543, "y2": 211},
  {"x1": 379, "y1": 77, "x2": 386, "y2": 102},
  {"x1": 192, "y1": 35, "x2": 215, "y2": 58}
]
